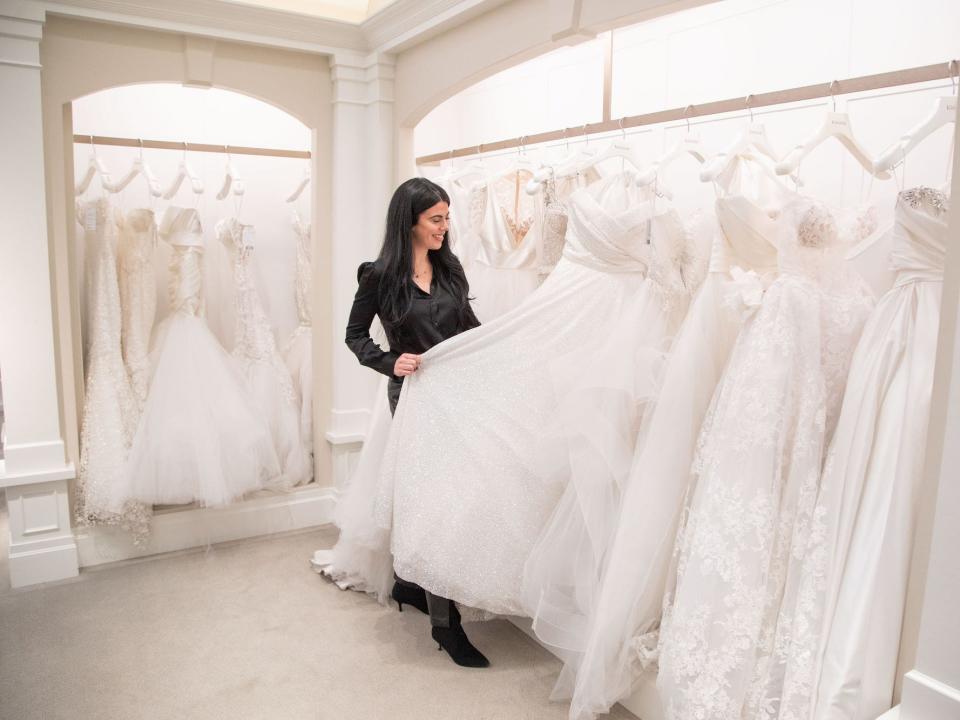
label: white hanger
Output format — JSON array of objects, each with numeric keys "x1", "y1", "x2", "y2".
[
  {"x1": 637, "y1": 107, "x2": 708, "y2": 187},
  {"x1": 589, "y1": 119, "x2": 646, "y2": 172},
  {"x1": 776, "y1": 81, "x2": 890, "y2": 178},
  {"x1": 448, "y1": 145, "x2": 487, "y2": 183},
  {"x1": 286, "y1": 163, "x2": 310, "y2": 203},
  {"x1": 216, "y1": 146, "x2": 245, "y2": 200},
  {"x1": 700, "y1": 95, "x2": 783, "y2": 182},
  {"x1": 74, "y1": 136, "x2": 113, "y2": 195},
  {"x1": 525, "y1": 129, "x2": 577, "y2": 195},
  {"x1": 875, "y1": 61, "x2": 958, "y2": 173},
  {"x1": 162, "y1": 142, "x2": 204, "y2": 200},
  {"x1": 109, "y1": 139, "x2": 162, "y2": 197}
]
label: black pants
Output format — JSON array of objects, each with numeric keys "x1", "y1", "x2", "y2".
[{"x1": 388, "y1": 377, "x2": 457, "y2": 629}]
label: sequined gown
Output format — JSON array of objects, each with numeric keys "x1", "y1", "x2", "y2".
[
  {"x1": 803, "y1": 187, "x2": 949, "y2": 720},
  {"x1": 656, "y1": 199, "x2": 875, "y2": 720},
  {"x1": 218, "y1": 216, "x2": 311, "y2": 488},
  {"x1": 112, "y1": 207, "x2": 279, "y2": 508},
  {"x1": 377, "y1": 177, "x2": 708, "y2": 616},
  {"x1": 74, "y1": 197, "x2": 143, "y2": 530},
  {"x1": 283, "y1": 212, "x2": 313, "y2": 460}
]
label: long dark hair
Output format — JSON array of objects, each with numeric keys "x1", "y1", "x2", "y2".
[{"x1": 377, "y1": 177, "x2": 472, "y2": 325}]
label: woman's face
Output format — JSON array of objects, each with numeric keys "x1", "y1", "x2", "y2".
[{"x1": 411, "y1": 200, "x2": 450, "y2": 253}]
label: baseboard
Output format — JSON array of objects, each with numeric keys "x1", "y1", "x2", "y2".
[
  {"x1": 900, "y1": 669, "x2": 960, "y2": 720},
  {"x1": 508, "y1": 616, "x2": 662, "y2": 720},
  {"x1": 75, "y1": 484, "x2": 337, "y2": 567},
  {"x1": 9, "y1": 538, "x2": 80, "y2": 588}
]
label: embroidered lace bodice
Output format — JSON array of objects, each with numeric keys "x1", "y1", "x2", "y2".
[
  {"x1": 217, "y1": 218, "x2": 297, "y2": 409},
  {"x1": 117, "y1": 208, "x2": 157, "y2": 406}
]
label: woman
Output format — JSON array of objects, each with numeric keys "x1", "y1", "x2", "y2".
[{"x1": 344, "y1": 177, "x2": 487, "y2": 668}]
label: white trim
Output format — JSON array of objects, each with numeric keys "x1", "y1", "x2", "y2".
[
  {"x1": 362, "y1": 0, "x2": 511, "y2": 53},
  {"x1": 901, "y1": 670, "x2": 960, "y2": 720},
  {"x1": 0, "y1": 57, "x2": 41, "y2": 68},
  {"x1": 8, "y1": 540, "x2": 79, "y2": 588},
  {"x1": 327, "y1": 407, "x2": 372, "y2": 439},
  {"x1": 36, "y1": 0, "x2": 367, "y2": 53},
  {"x1": 75, "y1": 484, "x2": 337, "y2": 568},
  {"x1": 0, "y1": 460, "x2": 75, "y2": 489}
]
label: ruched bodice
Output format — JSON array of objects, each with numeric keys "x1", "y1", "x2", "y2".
[
  {"x1": 562, "y1": 190, "x2": 654, "y2": 273},
  {"x1": 712, "y1": 194, "x2": 781, "y2": 275},
  {"x1": 891, "y1": 186, "x2": 948, "y2": 285}
]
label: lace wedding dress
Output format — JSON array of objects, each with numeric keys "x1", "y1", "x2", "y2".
[
  {"x1": 798, "y1": 187, "x2": 948, "y2": 720},
  {"x1": 218, "y1": 216, "x2": 311, "y2": 488},
  {"x1": 73, "y1": 197, "x2": 145, "y2": 532},
  {"x1": 656, "y1": 198, "x2": 875, "y2": 720},
  {"x1": 377, "y1": 179, "x2": 706, "y2": 616},
  {"x1": 547, "y1": 176, "x2": 788, "y2": 720},
  {"x1": 283, "y1": 211, "x2": 313, "y2": 460},
  {"x1": 112, "y1": 207, "x2": 279, "y2": 508},
  {"x1": 117, "y1": 208, "x2": 158, "y2": 410}
]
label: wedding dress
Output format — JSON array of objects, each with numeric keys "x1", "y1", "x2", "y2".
[
  {"x1": 112, "y1": 207, "x2": 279, "y2": 508},
  {"x1": 656, "y1": 198, "x2": 875, "y2": 720},
  {"x1": 795, "y1": 187, "x2": 948, "y2": 720},
  {"x1": 218, "y1": 216, "x2": 312, "y2": 488},
  {"x1": 283, "y1": 211, "x2": 313, "y2": 459},
  {"x1": 434, "y1": 174, "x2": 481, "y2": 268},
  {"x1": 541, "y1": 166, "x2": 789, "y2": 720},
  {"x1": 465, "y1": 168, "x2": 543, "y2": 321},
  {"x1": 378, "y1": 176, "x2": 705, "y2": 616},
  {"x1": 117, "y1": 208, "x2": 158, "y2": 410},
  {"x1": 73, "y1": 197, "x2": 145, "y2": 532}
]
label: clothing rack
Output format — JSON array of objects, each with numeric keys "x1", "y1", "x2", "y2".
[
  {"x1": 73, "y1": 134, "x2": 311, "y2": 159},
  {"x1": 416, "y1": 59, "x2": 959, "y2": 166}
]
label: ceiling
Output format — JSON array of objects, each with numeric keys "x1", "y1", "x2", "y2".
[{"x1": 220, "y1": 0, "x2": 399, "y2": 24}]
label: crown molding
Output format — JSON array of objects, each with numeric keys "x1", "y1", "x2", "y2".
[
  {"x1": 361, "y1": 0, "x2": 511, "y2": 53},
  {"x1": 35, "y1": 0, "x2": 368, "y2": 53},
  {"x1": 18, "y1": 0, "x2": 512, "y2": 55}
]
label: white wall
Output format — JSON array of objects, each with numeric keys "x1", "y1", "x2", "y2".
[
  {"x1": 72, "y1": 84, "x2": 312, "y2": 351},
  {"x1": 416, "y1": 0, "x2": 960, "y2": 212}
]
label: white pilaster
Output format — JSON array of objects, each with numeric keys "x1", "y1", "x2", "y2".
[
  {"x1": 0, "y1": 3, "x2": 79, "y2": 587},
  {"x1": 327, "y1": 51, "x2": 396, "y2": 485},
  {"x1": 895, "y1": 108, "x2": 960, "y2": 720}
]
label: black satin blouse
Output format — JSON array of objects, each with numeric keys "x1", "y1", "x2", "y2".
[{"x1": 345, "y1": 260, "x2": 481, "y2": 378}]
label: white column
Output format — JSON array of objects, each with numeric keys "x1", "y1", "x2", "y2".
[
  {"x1": 895, "y1": 115, "x2": 960, "y2": 720},
  {"x1": 0, "y1": 4, "x2": 79, "y2": 587},
  {"x1": 326, "y1": 51, "x2": 395, "y2": 489}
]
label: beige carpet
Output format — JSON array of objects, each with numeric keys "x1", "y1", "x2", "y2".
[{"x1": 0, "y1": 504, "x2": 635, "y2": 720}]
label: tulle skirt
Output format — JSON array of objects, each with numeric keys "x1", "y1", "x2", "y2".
[
  {"x1": 112, "y1": 313, "x2": 280, "y2": 508},
  {"x1": 540, "y1": 273, "x2": 745, "y2": 719},
  {"x1": 237, "y1": 353, "x2": 312, "y2": 489},
  {"x1": 311, "y1": 376, "x2": 395, "y2": 601}
]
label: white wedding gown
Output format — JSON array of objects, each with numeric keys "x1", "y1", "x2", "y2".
[
  {"x1": 117, "y1": 208, "x2": 158, "y2": 410},
  {"x1": 378, "y1": 179, "x2": 704, "y2": 616},
  {"x1": 547, "y1": 173, "x2": 788, "y2": 720},
  {"x1": 793, "y1": 187, "x2": 948, "y2": 720},
  {"x1": 656, "y1": 199, "x2": 875, "y2": 720},
  {"x1": 73, "y1": 197, "x2": 144, "y2": 531},
  {"x1": 112, "y1": 207, "x2": 279, "y2": 508},
  {"x1": 218, "y1": 216, "x2": 312, "y2": 488},
  {"x1": 283, "y1": 211, "x2": 314, "y2": 459}
]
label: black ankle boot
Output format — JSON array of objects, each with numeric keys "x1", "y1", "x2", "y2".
[
  {"x1": 431, "y1": 624, "x2": 490, "y2": 668},
  {"x1": 391, "y1": 581, "x2": 429, "y2": 615}
]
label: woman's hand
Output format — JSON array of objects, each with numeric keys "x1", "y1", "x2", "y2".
[{"x1": 393, "y1": 353, "x2": 422, "y2": 377}]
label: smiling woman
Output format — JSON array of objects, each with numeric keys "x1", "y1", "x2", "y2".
[{"x1": 340, "y1": 177, "x2": 487, "y2": 667}]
